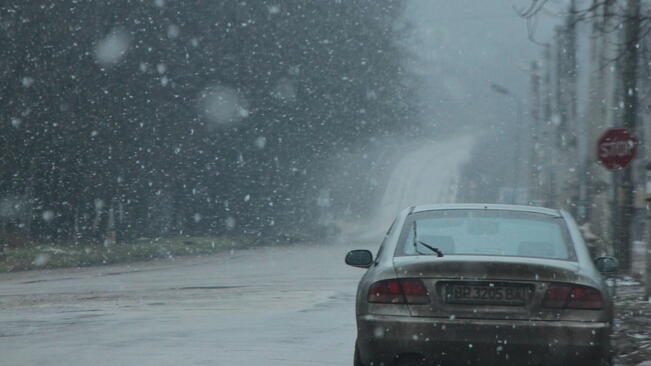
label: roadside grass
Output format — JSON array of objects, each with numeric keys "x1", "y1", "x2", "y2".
[{"x1": 0, "y1": 236, "x2": 256, "y2": 273}]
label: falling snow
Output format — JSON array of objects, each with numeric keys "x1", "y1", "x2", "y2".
[{"x1": 94, "y1": 29, "x2": 131, "y2": 66}]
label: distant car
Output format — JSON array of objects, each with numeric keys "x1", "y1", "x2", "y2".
[{"x1": 346, "y1": 204, "x2": 618, "y2": 366}]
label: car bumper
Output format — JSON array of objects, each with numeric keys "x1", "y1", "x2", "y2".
[{"x1": 357, "y1": 314, "x2": 611, "y2": 366}]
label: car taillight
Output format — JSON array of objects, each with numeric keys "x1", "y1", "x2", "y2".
[
  {"x1": 401, "y1": 279, "x2": 429, "y2": 304},
  {"x1": 567, "y1": 286, "x2": 604, "y2": 309},
  {"x1": 542, "y1": 284, "x2": 603, "y2": 310},
  {"x1": 541, "y1": 284, "x2": 572, "y2": 308},
  {"x1": 367, "y1": 279, "x2": 429, "y2": 304},
  {"x1": 368, "y1": 279, "x2": 404, "y2": 303}
]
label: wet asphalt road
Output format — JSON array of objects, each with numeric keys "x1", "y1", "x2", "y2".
[
  {"x1": 0, "y1": 139, "x2": 473, "y2": 366},
  {"x1": 0, "y1": 241, "x2": 370, "y2": 366}
]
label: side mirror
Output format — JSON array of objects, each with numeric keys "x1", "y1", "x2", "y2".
[
  {"x1": 345, "y1": 249, "x2": 373, "y2": 268},
  {"x1": 594, "y1": 256, "x2": 619, "y2": 274}
]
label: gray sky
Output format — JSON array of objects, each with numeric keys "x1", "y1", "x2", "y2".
[{"x1": 405, "y1": 0, "x2": 562, "y2": 134}]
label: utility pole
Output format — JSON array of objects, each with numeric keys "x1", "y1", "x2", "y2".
[
  {"x1": 646, "y1": 163, "x2": 651, "y2": 300},
  {"x1": 490, "y1": 83, "x2": 524, "y2": 203},
  {"x1": 565, "y1": 0, "x2": 579, "y2": 217},
  {"x1": 554, "y1": 2, "x2": 578, "y2": 216},
  {"x1": 647, "y1": 230, "x2": 651, "y2": 301},
  {"x1": 618, "y1": 0, "x2": 641, "y2": 272},
  {"x1": 586, "y1": 0, "x2": 617, "y2": 247},
  {"x1": 542, "y1": 43, "x2": 555, "y2": 208},
  {"x1": 530, "y1": 61, "x2": 542, "y2": 204},
  {"x1": 553, "y1": 27, "x2": 567, "y2": 210},
  {"x1": 647, "y1": 218, "x2": 651, "y2": 300}
]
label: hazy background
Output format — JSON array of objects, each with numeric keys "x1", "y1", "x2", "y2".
[
  {"x1": 333, "y1": 0, "x2": 564, "y2": 232},
  {"x1": 0, "y1": 0, "x2": 568, "y2": 250}
]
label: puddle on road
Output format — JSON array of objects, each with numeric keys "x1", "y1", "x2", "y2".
[
  {"x1": 173, "y1": 286, "x2": 244, "y2": 290},
  {"x1": 21, "y1": 277, "x2": 80, "y2": 284}
]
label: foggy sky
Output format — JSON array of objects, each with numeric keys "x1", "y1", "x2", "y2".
[{"x1": 405, "y1": 0, "x2": 560, "y2": 134}]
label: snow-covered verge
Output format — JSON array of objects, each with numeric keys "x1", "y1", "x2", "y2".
[
  {"x1": 613, "y1": 277, "x2": 651, "y2": 366},
  {"x1": 0, "y1": 236, "x2": 256, "y2": 273}
]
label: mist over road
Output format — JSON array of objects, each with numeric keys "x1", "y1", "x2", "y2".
[
  {"x1": 347, "y1": 135, "x2": 474, "y2": 240},
  {"x1": 377, "y1": 136, "x2": 473, "y2": 214}
]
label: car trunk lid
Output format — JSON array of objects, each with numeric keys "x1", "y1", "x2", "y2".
[{"x1": 393, "y1": 255, "x2": 581, "y2": 320}]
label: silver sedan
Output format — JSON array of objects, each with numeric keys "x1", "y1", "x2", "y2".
[{"x1": 346, "y1": 204, "x2": 618, "y2": 366}]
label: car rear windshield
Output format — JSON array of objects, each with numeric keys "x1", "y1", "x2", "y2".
[{"x1": 397, "y1": 209, "x2": 575, "y2": 261}]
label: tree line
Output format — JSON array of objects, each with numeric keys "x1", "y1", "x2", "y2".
[{"x1": 0, "y1": 1, "x2": 414, "y2": 246}]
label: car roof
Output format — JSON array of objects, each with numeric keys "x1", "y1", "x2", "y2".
[{"x1": 409, "y1": 203, "x2": 562, "y2": 217}]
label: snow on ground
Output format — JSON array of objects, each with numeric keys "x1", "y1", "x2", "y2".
[{"x1": 347, "y1": 135, "x2": 474, "y2": 242}]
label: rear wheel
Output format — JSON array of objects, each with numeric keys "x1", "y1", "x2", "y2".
[
  {"x1": 601, "y1": 337, "x2": 614, "y2": 366},
  {"x1": 354, "y1": 343, "x2": 364, "y2": 366},
  {"x1": 394, "y1": 354, "x2": 427, "y2": 366},
  {"x1": 601, "y1": 352, "x2": 614, "y2": 366}
]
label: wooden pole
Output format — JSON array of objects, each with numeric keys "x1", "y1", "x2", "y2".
[{"x1": 619, "y1": 0, "x2": 641, "y2": 271}]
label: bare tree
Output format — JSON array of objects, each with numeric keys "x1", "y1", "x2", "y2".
[{"x1": 524, "y1": 0, "x2": 644, "y2": 271}]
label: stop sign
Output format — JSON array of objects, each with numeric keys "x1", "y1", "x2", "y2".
[{"x1": 597, "y1": 128, "x2": 638, "y2": 170}]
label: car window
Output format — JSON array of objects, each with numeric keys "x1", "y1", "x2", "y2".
[
  {"x1": 375, "y1": 218, "x2": 397, "y2": 261},
  {"x1": 397, "y1": 210, "x2": 576, "y2": 261}
]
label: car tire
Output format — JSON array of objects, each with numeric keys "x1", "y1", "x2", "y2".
[
  {"x1": 601, "y1": 340, "x2": 615, "y2": 366},
  {"x1": 354, "y1": 342, "x2": 364, "y2": 366}
]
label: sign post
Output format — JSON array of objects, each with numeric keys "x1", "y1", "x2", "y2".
[
  {"x1": 597, "y1": 128, "x2": 638, "y2": 272},
  {"x1": 646, "y1": 163, "x2": 651, "y2": 301}
]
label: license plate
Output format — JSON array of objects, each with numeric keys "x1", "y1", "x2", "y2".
[{"x1": 444, "y1": 283, "x2": 529, "y2": 306}]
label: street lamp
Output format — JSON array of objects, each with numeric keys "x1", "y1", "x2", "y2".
[
  {"x1": 490, "y1": 83, "x2": 523, "y2": 125},
  {"x1": 489, "y1": 83, "x2": 526, "y2": 204},
  {"x1": 490, "y1": 83, "x2": 510, "y2": 96}
]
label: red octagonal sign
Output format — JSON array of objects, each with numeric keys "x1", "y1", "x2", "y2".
[{"x1": 597, "y1": 128, "x2": 638, "y2": 171}]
